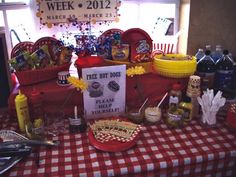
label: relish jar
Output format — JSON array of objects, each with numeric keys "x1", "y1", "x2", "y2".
[{"x1": 166, "y1": 106, "x2": 184, "y2": 128}]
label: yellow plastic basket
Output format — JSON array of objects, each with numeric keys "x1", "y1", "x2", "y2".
[
  {"x1": 153, "y1": 54, "x2": 197, "y2": 78},
  {"x1": 104, "y1": 59, "x2": 152, "y2": 74}
]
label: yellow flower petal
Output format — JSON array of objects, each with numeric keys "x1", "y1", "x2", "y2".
[
  {"x1": 67, "y1": 76, "x2": 88, "y2": 92},
  {"x1": 126, "y1": 66, "x2": 145, "y2": 77}
]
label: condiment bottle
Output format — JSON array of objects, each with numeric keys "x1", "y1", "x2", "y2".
[
  {"x1": 166, "y1": 106, "x2": 184, "y2": 128},
  {"x1": 15, "y1": 90, "x2": 31, "y2": 132},
  {"x1": 169, "y1": 83, "x2": 182, "y2": 108},
  {"x1": 29, "y1": 88, "x2": 44, "y2": 122},
  {"x1": 179, "y1": 96, "x2": 193, "y2": 124},
  {"x1": 69, "y1": 106, "x2": 87, "y2": 133}
]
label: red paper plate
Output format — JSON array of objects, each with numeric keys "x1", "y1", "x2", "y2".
[
  {"x1": 11, "y1": 41, "x2": 34, "y2": 58},
  {"x1": 121, "y1": 28, "x2": 153, "y2": 62},
  {"x1": 99, "y1": 28, "x2": 124, "y2": 39},
  {"x1": 121, "y1": 28, "x2": 152, "y2": 47},
  {"x1": 88, "y1": 118, "x2": 141, "y2": 152},
  {"x1": 32, "y1": 37, "x2": 60, "y2": 51}
]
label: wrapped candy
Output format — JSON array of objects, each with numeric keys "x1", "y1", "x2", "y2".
[{"x1": 197, "y1": 89, "x2": 226, "y2": 126}]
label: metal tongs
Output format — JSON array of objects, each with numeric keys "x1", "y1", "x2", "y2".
[{"x1": 0, "y1": 140, "x2": 59, "y2": 157}]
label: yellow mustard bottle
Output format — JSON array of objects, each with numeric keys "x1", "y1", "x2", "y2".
[{"x1": 15, "y1": 90, "x2": 31, "y2": 132}]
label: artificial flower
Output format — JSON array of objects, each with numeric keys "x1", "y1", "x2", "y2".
[
  {"x1": 126, "y1": 66, "x2": 145, "y2": 77},
  {"x1": 67, "y1": 76, "x2": 88, "y2": 92}
]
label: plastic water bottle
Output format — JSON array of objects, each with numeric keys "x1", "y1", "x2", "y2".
[
  {"x1": 215, "y1": 49, "x2": 234, "y2": 92},
  {"x1": 195, "y1": 48, "x2": 205, "y2": 62},
  {"x1": 211, "y1": 45, "x2": 223, "y2": 62}
]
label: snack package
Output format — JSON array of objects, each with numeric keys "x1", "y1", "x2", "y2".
[
  {"x1": 130, "y1": 40, "x2": 151, "y2": 63},
  {"x1": 112, "y1": 44, "x2": 129, "y2": 61},
  {"x1": 31, "y1": 45, "x2": 52, "y2": 69},
  {"x1": 48, "y1": 40, "x2": 64, "y2": 64},
  {"x1": 9, "y1": 52, "x2": 34, "y2": 71},
  {"x1": 59, "y1": 46, "x2": 73, "y2": 65}
]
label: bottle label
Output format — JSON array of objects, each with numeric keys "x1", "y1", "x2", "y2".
[
  {"x1": 180, "y1": 106, "x2": 191, "y2": 121},
  {"x1": 197, "y1": 72, "x2": 215, "y2": 90},
  {"x1": 168, "y1": 112, "x2": 182, "y2": 121},
  {"x1": 169, "y1": 96, "x2": 179, "y2": 105},
  {"x1": 215, "y1": 70, "x2": 233, "y2": 89},
  {"x1": 69, "y1": 118, "x2": 81, "y2": 126}
]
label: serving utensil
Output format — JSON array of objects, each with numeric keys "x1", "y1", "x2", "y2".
[{"x1": 0, "y1": 139, "x2": 60, "y2": 147}]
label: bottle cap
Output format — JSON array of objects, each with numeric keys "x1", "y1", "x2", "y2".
[
  {"x1": 205, "y1": 50, "x2": 211, "y2": 55},
  {"x1": 16, "y1": 90, "x2": 26, "y2": 100},
  {"x1": 223, "y1": 49, "x2": 229, "y2": 55},
  {"x1": 206, "y1": 45, "x2": 211, "y2": 49},
  {"x1": 182, "y1": 96, "x2": 191, "y2": 103},
  {"x1": 172, "y1": 83, "x2": 181, "y2": 91},
  {"x1": 216, "y1": 45, "x2": 222, "y2": 49}
]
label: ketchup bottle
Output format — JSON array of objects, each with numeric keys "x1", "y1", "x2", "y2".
[{"x1": 29, "y1": 88, "x2": 44, "y2": 122}]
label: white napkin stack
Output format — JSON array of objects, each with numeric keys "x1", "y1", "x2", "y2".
[{"x1": 197, "y1": 89, "x2": 226, "y2": 126}]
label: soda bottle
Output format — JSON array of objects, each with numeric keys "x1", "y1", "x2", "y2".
[
  {"x1": 211, "y1": 45, "x2": 223, "y2": 63},
  {"x1": 195, "y1": 48, "x2": 204, "y2": 62},
  {"x1": 29, "y1": 88, "x2": 44, "y2": 122},
  {"x1": 205, "y1": 45, "x2": 211, "y2": 52},
  {"x1": 197, "y1": 50, "x2": 216, "y2": 91},
  {"x1": 215, "y1": 49, "x2": 234, "y2": 92}
]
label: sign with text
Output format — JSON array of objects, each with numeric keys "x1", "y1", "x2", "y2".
[
  {"x1": 39, "y1": 0, "x2": 118, "y2": 24},
  {"x1": 82, "y1": 65, "x2": 126, "y2": 119}
]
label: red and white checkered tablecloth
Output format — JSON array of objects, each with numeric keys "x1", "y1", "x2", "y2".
[{"x1": 1, "y1": 114, "x2": 236, "y2": 177}]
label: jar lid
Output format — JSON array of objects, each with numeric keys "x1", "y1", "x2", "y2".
[{"x1": 182, "y1": 96, "x2": 191, "y2": 103}]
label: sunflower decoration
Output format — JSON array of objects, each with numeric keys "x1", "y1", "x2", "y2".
[
  {"x1": 126, "y1": 66, "x2": 145, "y2": 77},
  {"x1": 67, "y1": 76, "x2": 88, "y2": 92}
]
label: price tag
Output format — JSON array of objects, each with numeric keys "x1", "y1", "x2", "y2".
[{"x1": 38, "y1": 0, "x2": 119, "y2": 24}]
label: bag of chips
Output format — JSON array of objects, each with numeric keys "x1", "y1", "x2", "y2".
[
  {"x1": 31, "y1": 45, "x2": 53, "y2": 69},
  {"x1": 9, "y1": 52, "x2": 34, "y2": 71}
]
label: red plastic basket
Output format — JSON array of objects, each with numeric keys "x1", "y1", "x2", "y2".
[
  {"x1": 11, "y1": 41, "x2": 34, "y2": 58},
  {"x1": 32, "y1": 37, "x2": 63, "y2": 61},
  {"x1": 15, "y1": 63, "x2": 71, "y2": 86}
]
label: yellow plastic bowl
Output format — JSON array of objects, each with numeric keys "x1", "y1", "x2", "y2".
[{"x1": 153, "y1": 54, "x2": 197, "y2": 78}]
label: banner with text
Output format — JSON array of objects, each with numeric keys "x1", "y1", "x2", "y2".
[
  {"x1": 82, "y1": 65, "x2": 126, "y2": 119},
  {"x1": 39, "y1": 0, "x2": 118, "y2": 24}
]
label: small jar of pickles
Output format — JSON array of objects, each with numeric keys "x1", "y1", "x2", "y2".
[{"x1": 166, "y1": 105, "x2": 184, "y2": 128}]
